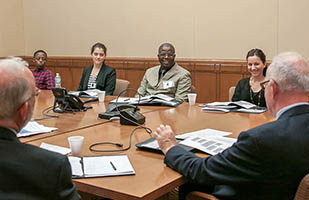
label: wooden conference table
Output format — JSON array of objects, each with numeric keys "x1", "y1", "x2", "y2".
[
  {"x1": 20, "y1": 91, "x2": 162, "y2": 143},
  {"x1": 26, "y1": 91, "x2": 275, "y2": 200}
]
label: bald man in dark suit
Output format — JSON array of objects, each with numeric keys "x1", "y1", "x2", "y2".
[{"x1": 0, "y1": 58, "x2": 80, "y2": 200}]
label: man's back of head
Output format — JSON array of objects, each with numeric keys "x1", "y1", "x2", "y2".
[
  {"x1": 0, "y1": 58, "x2": 35, "y2": 131},
  {"x1": 264, "y1": 52, "x2": 309, "y2": 115},
  {"x1": 0, "y1": 58, "x2": 80, "y2": 199}
]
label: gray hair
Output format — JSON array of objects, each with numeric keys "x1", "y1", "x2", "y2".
[
  {"x1": 266, "y1": 52, "x2": 309, "y2": 93},
  {"x1": 0, "y1": 59, "x2": 32, "y2": 120},
  {"x1": 6, "y1": 56, "x2": 29, "y2": 67}
]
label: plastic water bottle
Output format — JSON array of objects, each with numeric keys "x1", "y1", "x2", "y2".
[{"x1": 55, "y1": 73, "x2": 61, "y2": 88}]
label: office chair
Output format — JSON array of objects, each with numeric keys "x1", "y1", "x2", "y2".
[
  {"x1": 191, "y1": 85, "x2": 196, "y2": 93},
  {"x1": 294, "y1": 173, "x2": 309, "y2": 200},
  {"x1": 186, "y1": 191, "x2": 219, "y2": 200},
  {"x1": 229, "y1": 86, "x2": 236, "y2": 101},
  {"x1": 113, "y1": 79, "x2": 130, "y2": 96}
]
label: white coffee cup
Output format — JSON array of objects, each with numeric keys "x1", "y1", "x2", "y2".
[
  {"x1": 187, "y1": 93, "x2": 197, "y2": 105},
  {"x1": 68, "y1": 136, "x2": 84, "y2": 157},
  {"x1": 98, "y1": 91, "x2": 106, "y2": 102}
]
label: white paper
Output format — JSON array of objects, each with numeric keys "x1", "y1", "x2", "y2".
[
  {"x1": 205, "y1": 101, "x2": 256, "y2": 109},
  {"x1": 176, "y1": 128, "x2": 232, "y2": 140},
  {"x1": 68, "y1": 156, "x2": 83, "y2": 176},
  {"x1": 69, "y1": 89, "x2": 101, "y2": 97},
  {"x1": 201, "y1": 107, "x2": 230, "y2": 113},
  {"x1": 140, "y1": 139, "x2": 160, "y2": 150},
  {"x1": 40, "y1": 142, "x2": 71, "y2": 155},
  {"x1": 111, "y1": 94, "x2": 177, "y2": 106},
  {"x1": 17, "y1": 121, "x2": 58, "y2": 137},
  {"x1": 83, "y1": 155, "x2": 135, "y2": 176},
  {"x1": 180, "y1": 136, "x2": 237, "y2": 155}
]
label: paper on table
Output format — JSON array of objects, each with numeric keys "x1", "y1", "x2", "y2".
[
  {"x1": 68, "y1": 155, "x2": 135, "y2": 178},
  {"x1": 40, "y1": 142, "x2": 71, "y2": 155},
  {"x1": 69, "y1": 89, "x2": 101, "y2": 98},
  {"x1": 140, "y1": 139, "x2": 160, "y2": 150},
  {"x1": 83, "y1": 155, "x2": 135, "y2": 176},
  {"x1": 180, "y1": 136, "x2": 237, "y2": 155},
  {"x1": 68, "y1": 157, "x2": 83, "y2": 176},
  {"x1": 176, "y1": 128, "x2": 232, "y2": 140},
  {"x1": 18, "y1": 121, "x2": 58, "y2": 137}
]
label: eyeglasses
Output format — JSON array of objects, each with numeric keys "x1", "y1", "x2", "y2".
[
  {"x1": 16, "y1": 88, "x2": 40, "y2": 111},
  {"x1": 260, "y1": 80, "x2": 270, "y2": 90},
  {"x1": 34, "y1": 88, "x2": 40, "y2": 96},
  {"x1": 158, "y1": 53, "x2": 175, "y2": 58}
]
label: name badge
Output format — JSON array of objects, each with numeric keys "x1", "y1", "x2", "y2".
[{"x1": 163, "y1": 81, "x2": 175, "y2": 89}]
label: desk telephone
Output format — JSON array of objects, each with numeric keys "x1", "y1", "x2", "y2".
[
  {"x1": 98, "y1": 104, "x2": 139, "y2": 120},
  {"x1": 52, "y1": 88, "x2": 92, "y2": 113},
  {"x1": 98, "y1": 103, "x2": 145, "y2": 125}
]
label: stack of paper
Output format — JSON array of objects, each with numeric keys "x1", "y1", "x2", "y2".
[
  {"x1": 17, "y1": 121, "x2": 58, "y2": 137},
  {"x1": 69, "y1": 89, "x2": 101, "y2": 98},
  {"x1": 111, "y1": 94, "x2": 180, "y2": 107},
  {"x1": 200, "y1": 101, "x2": 267, "y2": 114},
  {"x1": 40, "y1": 142, "x2": 71, "y2": 155}
]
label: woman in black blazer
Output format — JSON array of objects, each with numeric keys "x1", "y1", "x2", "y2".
[
  {"x1": 232, "y1": 48, "x2": 267, "y2": 107},
  {"x1": 77, "y1": 42, "x2": 116, "y2": 95}
]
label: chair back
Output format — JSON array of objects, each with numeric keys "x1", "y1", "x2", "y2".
[
  {"x1": 294, "y1": 174, "x2": 309, "y2": 200},
  {"x1": 186, "y1": 191, "x2": 219, "y2": 200},
  {"x1": 229, "y1": 86, "x2": 236, "y2": 101},
  {"x1": 191, "y1": 85, "x2": 196, "y2": 93},
  {"x1": 113, "y1": 79, "x2": 130, "y2": 96}
]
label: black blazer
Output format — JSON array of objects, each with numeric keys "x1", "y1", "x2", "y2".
[
  {"x1": 232, "y1": 78, "x2": 266, "y2": 107},
  {"x1": 77, "y1": 63, "x2": 116, "y2": 95},
  {"x1": 164, "y1": 105, "x2": 309, "y2": 200},
  {"x1": 0, "y1": 127, "x2": 80, "y2": 200}
]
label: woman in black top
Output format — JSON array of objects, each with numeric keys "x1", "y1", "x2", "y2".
[
  {"x1": 232, "y1": 49, "x2": 267, "y2": 107},
  {"x1": 77, "y1": 42, "x2": 116, "y2": 95}
]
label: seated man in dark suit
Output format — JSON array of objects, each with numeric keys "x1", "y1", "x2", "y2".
[
  {"x1": 154, "y1": 52, "x2": 309, "y2": 200},
  {"x1": 0, "y1": 58, "x2": 80, "y2": 199}
]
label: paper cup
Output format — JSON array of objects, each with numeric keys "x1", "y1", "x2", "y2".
[
  {"x1": 68, "y1": 136, "x2": 84, "y2": 157},
  {"x1": 98, "y1": 91, "x2": 106, "y2": 102},
  {"x1": 187, "y1": 93, "x2": 197, "y2": 105}
]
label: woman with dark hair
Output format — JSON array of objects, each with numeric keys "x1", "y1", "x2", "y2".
[
  {"x1": 232, "y1": 48, "x2": 267, "y2": 107},
  {"x1": 77, "y1": 42, "x2": 116, "y2": 95}
]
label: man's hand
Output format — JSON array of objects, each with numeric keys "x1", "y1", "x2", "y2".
[{"x1": 153, "y1": 124, "x2": 177, "y2": 155}]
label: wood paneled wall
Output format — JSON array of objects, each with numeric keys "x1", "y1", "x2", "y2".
[{"x1": 23, "y1": 56, "x2": 256, "y2": 103}]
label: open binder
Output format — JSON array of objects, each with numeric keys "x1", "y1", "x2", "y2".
[{"x1": 68, "y1": 155, "x2": 135, "y2": 178}]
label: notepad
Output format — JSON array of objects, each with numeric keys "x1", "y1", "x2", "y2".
[{"x1": 68, "y1": 155, "x2": 135, "y2": 178}]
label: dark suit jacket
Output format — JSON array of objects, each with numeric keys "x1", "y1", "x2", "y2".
[
  {"x1": 232, "y1": 78, "x2": 266, "y2": 107},
  {"x1": 0, "y1": 127, "x2": 80, "y2": 200},
  {"x1": 165, "y1": 105, "x2": 309, "y2": 200},
  {"x1": 77, "y1": 63, "x2": 116, "y2": 95}
]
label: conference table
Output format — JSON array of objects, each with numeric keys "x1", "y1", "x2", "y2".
[
  {"x1": 20, "y1": 91, "x2": 163, "y2": 143},
  {"x1": 25, "y1": 90, "x2": 275, "y2": 200}
]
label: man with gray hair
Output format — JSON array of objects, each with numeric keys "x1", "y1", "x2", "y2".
[
  {"x1": 154, "y1": 52, "x2": 309, "y2": 200},
  {"x1": 0, "y1": 58, "x2": 80, "y2": 199}
]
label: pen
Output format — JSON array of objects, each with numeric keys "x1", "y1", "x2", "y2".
[
  {"x1": 110, "y1": 161, "x2": 117, "y2": 171},
  {"x1": 124, "y1": 98, "x2": 130, "y2": 101}
]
